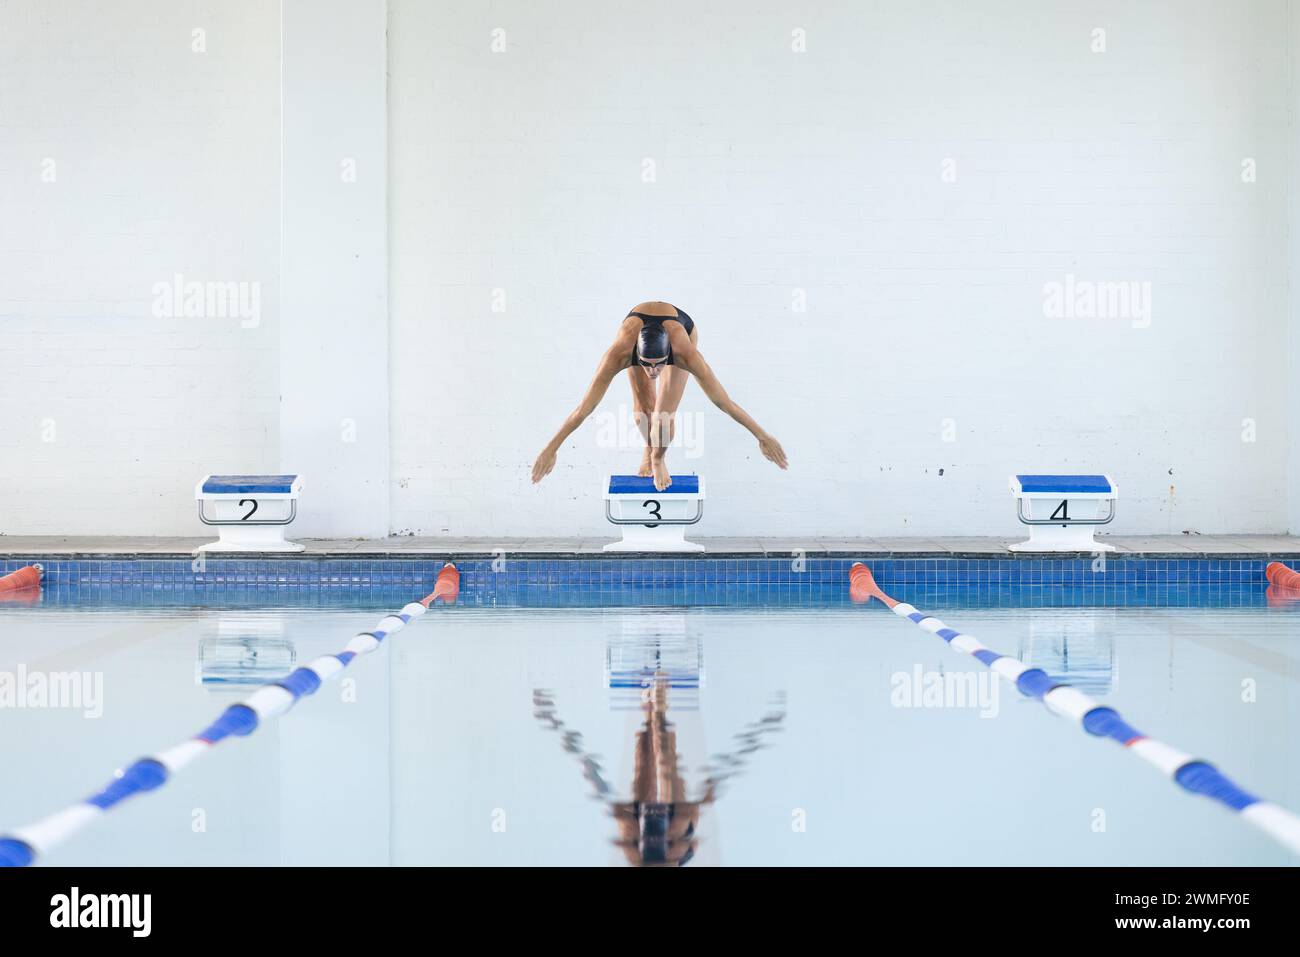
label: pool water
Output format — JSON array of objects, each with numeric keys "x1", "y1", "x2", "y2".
[{"x1": 1, "y1": 603, "x2": 1297, "y2": 866}]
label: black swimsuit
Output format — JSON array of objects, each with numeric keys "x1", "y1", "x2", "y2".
[{"x1": 629, "y1": 307, "x2": 695, "y2": 367}]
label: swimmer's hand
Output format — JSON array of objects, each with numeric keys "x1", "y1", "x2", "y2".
[
  {"x1": 531, "y1": 446, "x2": 558, "y2": 484},
  {"x1": 759, "y1": 434, "x2": 788, "y2": 470}
]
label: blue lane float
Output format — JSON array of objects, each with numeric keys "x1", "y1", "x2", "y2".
[
  {"x1": 849, "y1": 562, "x2": 1300, "y2": 857},
  {"x1": 0, "y1": 563, "x2": 460, "y2": 868}
]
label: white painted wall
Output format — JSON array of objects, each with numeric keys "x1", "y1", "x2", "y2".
[
  {"x1": 280, "y1": 0, "x2": 390, "y2": 538},
  {"x1": 2, "y1": 1, "x2": 1298, "y2": 538},
  {"x1": 388, "y1": 0, "x2": 1295, "y2": 537},
  {"x1": 1289, "y1": 2, "x2": 1300, "y2": 535},
  {"x1": 0, "y1": 0, "x2": 280, "y2": 535}
]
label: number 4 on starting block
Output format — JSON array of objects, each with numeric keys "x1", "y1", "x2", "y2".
[
  {"x1": 603, "y1": 475, "x2": 706, "y2": 552},
  {"x1": 1009, "y1": 473, "x2": 1117, "y2": 552}
]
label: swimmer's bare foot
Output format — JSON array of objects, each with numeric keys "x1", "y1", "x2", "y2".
[
  {"x1": 638, "y1": 449, "x2": 654, "y2": 478},
  {"x1": 651, "y1": 458, "x2": 672, "y2": 491}
]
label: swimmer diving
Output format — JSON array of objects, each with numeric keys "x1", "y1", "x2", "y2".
[{"x1": 530, "y1": 301, "x2": 788, "y2": 491}]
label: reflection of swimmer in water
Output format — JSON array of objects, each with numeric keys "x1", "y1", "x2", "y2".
[
  {"x1": 533, "y1": 680, "x2": 785, "y2": 867},
  {"x1": 611, "y1": 679, "x2": 710, "y2": 866}
]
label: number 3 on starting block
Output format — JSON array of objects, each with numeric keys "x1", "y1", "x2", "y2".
[{"x1": 603, "y1": 475, "x2": 705, "y2": 552}]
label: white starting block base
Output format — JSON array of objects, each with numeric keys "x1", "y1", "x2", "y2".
[
  {"x1": 1009, "y1": 474, "x2": 1117, "y2": 553},
  {"x1": 197, "y1": 530, "x2": 306, "y2": 553},
  {"x1": 603, "y1": 525, "x2": 705, "y2": 553},
  {"x1": 1008, "y1": 522, "x2": 1115, "y2": 553},
  {"x1": 603, "y1": 474, "x2": 705, "y2": 553},
  {"x1": 196, "y1": 474, "x2": 305, "y2": 553}
]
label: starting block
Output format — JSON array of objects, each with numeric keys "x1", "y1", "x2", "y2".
[
  {"x1": 1009, "y1": 474, "x2": 1117, "y2": 552},
  {"x1": 195, "y1": 474, "x2": 304, "y2": 552},
  {"x1": 603, "y1": 474, "x2": 705, "y2": 552}
]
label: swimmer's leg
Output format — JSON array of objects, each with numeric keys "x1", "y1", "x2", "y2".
[
  {"x1": 627, "y1": 366, "x2": 657, "y2": 477},
  {"x1": 649, "y1": 362, "x2": 691, "y2": 491}
]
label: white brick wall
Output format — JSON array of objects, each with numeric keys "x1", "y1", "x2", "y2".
[
  {"x1": 0, "y1": 0, "x2": 279, "y2": 535},
  {"x1": 1290, "y1": 4, "x2": 1300, "y2": 535},
  {"x1": 388, "y1": 0, "x2": 1294, "y2": 537},
  {"x1": 279, "y1": 0, "x2": 389, "y2": 539},
  {"x1": 2, "y1": 2, "x2": 1296, "y2": 539}
]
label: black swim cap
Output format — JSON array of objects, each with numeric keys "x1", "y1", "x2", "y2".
[
  {"x1": 638, "y1": 326, "x2": 670, "y2": 363},
  {"x1": 639, "y1": 805, "x2": 671, "y2": 863}
]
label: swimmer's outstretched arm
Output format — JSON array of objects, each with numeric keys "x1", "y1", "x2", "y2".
[
  {"x1": 675, "y1": 344, "x2": 788, "y2": 471},
  {"x1": 531, "y1": 345, "x2": 627, "y2": 483}
]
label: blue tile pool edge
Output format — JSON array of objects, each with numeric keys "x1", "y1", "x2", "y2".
[{"x1": 3, "y1": 553, "x2": 1299, "y2": 609}]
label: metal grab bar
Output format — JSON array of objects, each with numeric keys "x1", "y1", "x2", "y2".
[
  {"x1": 1016, "y1": 498, "x2": 1116, "y2": 527},
  {"x1": 198, "y1": 499, "x2": 299, "y2": 527},
  {"x1": 605, "y1": 499, "x2": 704, "y2": 528}
]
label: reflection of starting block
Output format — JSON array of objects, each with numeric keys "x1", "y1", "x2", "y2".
[
  {"x1": 197, "y1": 619, "x2": 297, "y2": 687},
  {"x1": 603, "y1": 474, "x2": 705, "y2": 553},
  {"x1": 608, "y1": 614, "x2": 703, "y2": 689},
  {"x1": 1020, "y1": 613, "x2": 1116, "y2": 696},
  {"x1": 1009, "y1": 474, "x2": 1117, "y2": 552},
  {"x1": 195, "y1": 474, "x2": 304, "y2": 552}
]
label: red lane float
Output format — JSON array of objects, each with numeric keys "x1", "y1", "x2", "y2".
[
  {"x1": 426, "y1": 563, "x2": 460, "y2": 606},
  {"x1": 0, "y1": 564, "x2": 42, "y2": 594},
  {"x1": 849, "y1": 562, "x2": 893, "y2": 607},
  {"x1": 1265, "y1": 562, "x2": 1300, "y2": 590}
]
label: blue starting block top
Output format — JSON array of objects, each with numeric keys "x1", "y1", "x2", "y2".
[
  {"x1": 1014, "y1": 474, "x2": 1113, "y2": 495},
  {"x1": 608, "y1": 474, "x2": 700, "y2": 495},
  {"x1": 201, "y1": 474, "x2": 299, "y2": 495}
]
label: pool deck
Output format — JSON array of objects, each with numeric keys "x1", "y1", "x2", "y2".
[{"x1": 2, "y1": 534, "x2": 1300, "y2": 558}]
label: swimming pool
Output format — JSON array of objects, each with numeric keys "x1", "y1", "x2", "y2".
[{"x1": 2, "y1": 596, "x2": 1296, "y2": 866}]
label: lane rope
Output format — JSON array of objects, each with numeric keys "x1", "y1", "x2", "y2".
[
  {"x1": 849, "y1": 562, "x2": 1300, "y2": 857},
  {"x1": 0, "y1": 563, "x2": 459, "y2": 867}
]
